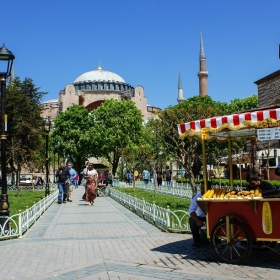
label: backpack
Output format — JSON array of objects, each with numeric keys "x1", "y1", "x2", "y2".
[
  {"x1": 165, "y1": 170, "x2": 171, "y2": 179},
  {"x1": 275, "y1": 167, "x2": 280, "y2": 176}
]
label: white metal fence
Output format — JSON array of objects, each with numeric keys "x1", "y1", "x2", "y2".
[
  {"x1": 107, "y1": 187, "x2": 191, "y2": 232},
  {"x1": 0, "y1": 188, "x2": 58, "y2": 240}
]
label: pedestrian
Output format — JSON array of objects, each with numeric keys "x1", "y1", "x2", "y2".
[
  {"x1": 156, "y1": 168, "x2": 163, "y2": 187},
  {"x1": 56, "y1": 162, "x2": 70, "y2": 204},
  {"x1": 98, "y1": 171, "x2": 103, "y2": 183},
  {"x1": 74, "y1": 172, "x2": 79, "y2": 189},
  {"x1": 67, "y1": 162, "x2": 76, "y2": 202},
  {"x1": 165, "y1": 166, "x2": 172, "y2": 188},
  {"x1": 83, "y1": 163, "x2": 98, "y2": 205},
  {"x1": 142, "y1": 168, "x2": 150, "y2": 185},
  {"x1": 127, "y1": 171, "x2": 133, "y2": 186},
  {"x1": 150, "y1": 169, "x2": 154, "y2": 184},
  {"x1": 107, "y1": 171, "x2": 114, "y2": 186}
]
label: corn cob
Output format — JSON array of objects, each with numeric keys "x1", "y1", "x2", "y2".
[
  {"x1": 216, "y1": 188, "x2": 223, "y2": 198},
  {"x1": 207, "y1": 189, "x2": 215, "y2": 199},
  {"x1": 202, "y1": 190, "x2": 210, "y2": 199},
  {"x1": 220, "y1": 187, "x2": 227, "y2": 198}
]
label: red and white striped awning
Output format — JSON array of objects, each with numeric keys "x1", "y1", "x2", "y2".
[{"x1": 178, "y1": 108, "x2": 280, "y2": 140}]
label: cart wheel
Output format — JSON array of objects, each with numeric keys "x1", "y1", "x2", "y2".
[
  {"x1": 253, "y1": 241, "x2": 277, "y2": 250},
  {"x1": 210, "y1": 218, "x2": 253, "y2": 264}
]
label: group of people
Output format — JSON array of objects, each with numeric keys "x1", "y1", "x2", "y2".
[
  {"x1": 56, "y1": 161, "x2": 113, "y2": 205},
  {"x1": 188, "y1": 170, "x2": 274, "y2": 248},
  {"x1": 56, "y1": 162, "x2": 79, "y2": 203},
  {"x1": 125, "y1": 166, "x2": 173, "y2": 188}
]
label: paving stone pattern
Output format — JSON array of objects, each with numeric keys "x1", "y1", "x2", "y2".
[{"x1": 0, "y1": 187, "x2": 280, "y2": 279}]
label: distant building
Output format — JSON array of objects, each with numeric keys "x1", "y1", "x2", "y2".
[
  {"x1": 41, "y1": 99, "x2": 59, "y2": 121},
  {"x1": 254, "y1": 69, "x2": 280, "y2": 108},
  {"x1": 41, "y1": 62, "x2": 160, "y2": 121}
]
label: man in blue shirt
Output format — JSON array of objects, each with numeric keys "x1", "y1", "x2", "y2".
[
  {"x1": 142, "y1": 169, "x2": 150, "y2": 185},
  {"x1": 188, "y1": 181, "x2": 210, "y2": 248}
]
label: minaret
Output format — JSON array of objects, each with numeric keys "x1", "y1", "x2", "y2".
[
  {"x1": 198, "y1": 32, "x2": 208, "y2": 96},
  {"x1": 177, "y1": 69, "x2": 185, "y2": 103}
]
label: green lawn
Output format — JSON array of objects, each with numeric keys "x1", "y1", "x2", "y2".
[
  {"x1": 7, "y1": 190, "x2": 46, "y2": 216},
  {"x1": 116, "y1": 187, "x2": 191, "y2": 211}
]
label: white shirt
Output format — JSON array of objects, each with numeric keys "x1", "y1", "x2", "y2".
[
  {"x1": 188, "y1": 193, "x2": 205, "y2": 218},
  {"x1": 86, "y1": 169, "x2": 98, "y2": 178}
]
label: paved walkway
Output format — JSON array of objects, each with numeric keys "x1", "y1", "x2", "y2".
[{"x1": 0, "y1": 187, "x2": 280, "y2": 280}]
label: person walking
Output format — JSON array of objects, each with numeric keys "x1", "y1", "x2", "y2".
[
  {"x1": 127, "y1": 171, "x2": 133, "y2": 186},
  {"x1": 150, "y1": 169, "x2": 154, "y2": 184},
  {"x1": 165, "y1": 166, "x2": 172, "y2": 189},
  {"x1": 56, "y1": 162, "x2": 70, "y2": 204},
  {"x1": 84, "y1": 163, "x2": 98, "y2": 205},
  {"x1": 156, "y1": 168, "x2": 163, "y2": 187},
  {"x1": 67, "y1": 163, "x2": 76, "y2": 202},
  {"x1": 73, "y1": 172, "x2": 79, "y2": 189},
  {"x1": 142, "y1": 168, "x2": 150, "y2": 185}
]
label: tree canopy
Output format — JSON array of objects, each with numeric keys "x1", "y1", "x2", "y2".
[
  {"x1": 51, "y1": 104, "x2": 92, "y2": 173},
  {"x1": 86, "y1": 99, "x2": 144, "y2": 175},
  {"x1": 6, "y1": 77, "x2": 46, "y2": 175}
]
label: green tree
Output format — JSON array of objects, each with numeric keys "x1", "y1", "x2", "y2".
[
  {"x1": 87, "y1": 99, "x2": 143, "y2": 175},
  {"x1": 152, "y1": 96, "x2": 228, "y2": 194},
  {"x1": 51, "y1": 105, "x2": 92, "y2": 174},
  {"x1": 6, "y1": 77, "x2": 46, "y2": 188},
  {"x1": 120, "y1": 143, "x2": 153, "y2": 191},
  {"x1": 227, "y1": 95, "x2": 258, "y2": 114}
]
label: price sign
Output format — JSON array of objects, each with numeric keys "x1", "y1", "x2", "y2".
[{"x1": 257, "y1": 128, "x2": 280, "y2": 141}]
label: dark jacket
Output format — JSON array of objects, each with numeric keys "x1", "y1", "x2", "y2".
[{"x1": 56, "y1": 167, "x2": 70, "y2": 183}]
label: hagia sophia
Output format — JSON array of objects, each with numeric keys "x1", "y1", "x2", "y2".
[{"x1": 41, "y1": 33, "x2": 209, "y2": 120}]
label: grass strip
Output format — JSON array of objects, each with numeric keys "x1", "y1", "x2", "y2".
[
  {"x1": 7, "y1": 190, "x2": 45, "y2": 216},
  {"x1": 116, "y1": 187, "x2": 191, "y2": 211}
]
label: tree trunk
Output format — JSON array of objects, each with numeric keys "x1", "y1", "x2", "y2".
[
  {"x1": 112, "y1": 154, "x2": 120, "y2": 176},
  {"x1": 184, "y1": 154, "x2": 197, "y2": 195},
  {"x1": 16, "y1": 164, "x2": 21, "y2": 196}
]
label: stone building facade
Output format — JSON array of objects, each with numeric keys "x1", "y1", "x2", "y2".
[
  {"x1": 41, "y1": 63, "x2": 160, "y2": 121},
  {"x1": 254, "y1": 69, "x2": 280, "y2": 108}
]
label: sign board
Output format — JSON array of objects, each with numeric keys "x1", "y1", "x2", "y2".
[{"x1": 257, "y1": 127, "x2": 280, "y2": 141}]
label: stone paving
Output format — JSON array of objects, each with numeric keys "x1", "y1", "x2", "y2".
[{"x1": 0, "y1": 187, "x2": 280, "y2": 280}]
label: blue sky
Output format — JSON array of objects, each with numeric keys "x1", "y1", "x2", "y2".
[{"x1": 1, "y1": 0, "x2": 280, "y2": 110}]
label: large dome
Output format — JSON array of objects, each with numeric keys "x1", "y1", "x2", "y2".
[{"x1": 74, "y1": 63, "x2": 125, "y2": 83}]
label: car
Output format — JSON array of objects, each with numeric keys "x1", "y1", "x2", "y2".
[{"x1": 19, "y1": 177, "x2": 33, "y2": 186}]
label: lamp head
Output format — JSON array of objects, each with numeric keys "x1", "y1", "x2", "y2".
[
  {"x1": 43, "y1": 118, "x2": 52, "y2": 132},
  {"x1": 0, "y1": 44, "x2": 15, "y2": 77}
]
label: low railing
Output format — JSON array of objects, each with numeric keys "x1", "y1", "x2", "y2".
[
  {"x1": 4, "y1": 183, "x2": 58, "y2": 192},
  {"x1": 113, "y1": 181, "x2": 245, "y2": 199},
  {"x1": 0, "y1": 189, "x2": 58, "y2": 240},
  {"x1": 107, "y1": 188, "x2": 191, "y2": 232}
]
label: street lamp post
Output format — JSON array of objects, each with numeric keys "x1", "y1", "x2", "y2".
[
  {"x1": 43, "y1": 118, "x2": 51, "y2": 196},
  {"x1": 0, "y1": 44, "x2": 15, "y2": 226}
]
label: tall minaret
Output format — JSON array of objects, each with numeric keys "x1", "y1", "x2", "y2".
[
  {"x1": 177, "y1": 69, "x2": 185, "y2": 103},
  {"x1": 198, "y1": 32, "x2": 208, "y2": 96}
]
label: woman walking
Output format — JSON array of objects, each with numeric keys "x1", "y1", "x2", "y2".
[{"x1": 84, "y1": 163, "x2": 98, "y2": 205}]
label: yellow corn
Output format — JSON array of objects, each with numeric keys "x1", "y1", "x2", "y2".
[
  {"x1": 207, "y1": 189, "x2": 215, "y2": 199},
  {"x1": 202, "y1": 190, "x2": 210, "y2": 199}
]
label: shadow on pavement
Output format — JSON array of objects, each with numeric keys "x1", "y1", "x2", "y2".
[{"x1": 151, "y1": 239, "x2": 280, "y2": 268}]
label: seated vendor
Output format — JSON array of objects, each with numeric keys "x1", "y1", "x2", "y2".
[
  {"x1": 188, "y1": 180, "x2": 211, "y2": 248},
  {"x1": 247, "y1": 172, "x2": 273, "y2": 191}
]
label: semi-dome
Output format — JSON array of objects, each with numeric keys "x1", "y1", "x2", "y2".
[{"x1": 74, "y1": 63, "x2": 125, "y2": 83}]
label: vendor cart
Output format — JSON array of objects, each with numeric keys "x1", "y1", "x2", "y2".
[{"x1": 178, "y1": 106, "x2": 280, "y2": 264}]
